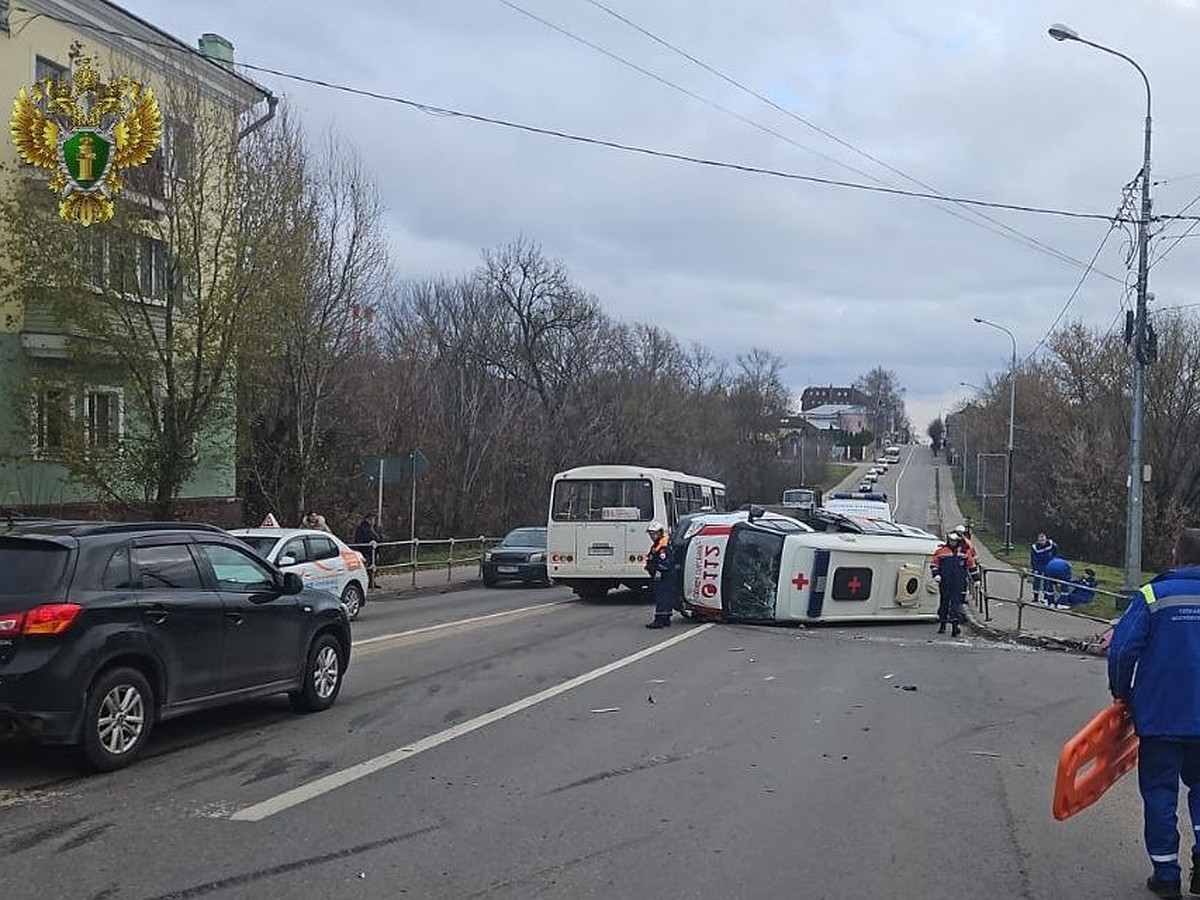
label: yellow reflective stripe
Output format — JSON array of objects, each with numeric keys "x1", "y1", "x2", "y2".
[{"x1": 1141, "y1": 584, "x2": 1157, "y2": 606}]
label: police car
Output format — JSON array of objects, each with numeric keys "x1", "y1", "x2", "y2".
[
  {"x1": 230, "y1": 527, "x2": 370, "y2": 620},
  {"x1": 678, "y1": 507, "x2": 940, "y2": 623}
]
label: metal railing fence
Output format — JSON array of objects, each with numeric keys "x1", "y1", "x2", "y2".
[
  {"x1": 348, "y1": 535, "x2": 504, "y2": 587},
  {"x1": 975, "y1": 565, "x2": 1119, "y2": 632}
]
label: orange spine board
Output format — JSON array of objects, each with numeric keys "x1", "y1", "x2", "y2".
[{"x1": 1053, "y1": 701, "x2": 1139, "y2": 821}]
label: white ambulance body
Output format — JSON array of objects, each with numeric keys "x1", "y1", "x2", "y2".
[{"x1": 680, "y1": 511, "x2": 941, "y2": 623}]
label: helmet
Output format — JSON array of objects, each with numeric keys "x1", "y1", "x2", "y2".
[
  {"x1": 947, "y1": 530, "x2": 962, "y2": 543},
  {"x1": 646, "y1": 521, "x2": 665, "y2": 535}
]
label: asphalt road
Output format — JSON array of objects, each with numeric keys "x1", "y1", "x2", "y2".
[{"x1": 1, "y1": 457, "x2": 1157, "y2": 899}]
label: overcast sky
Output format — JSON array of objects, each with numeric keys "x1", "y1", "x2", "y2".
[{"x1": 118, "y1": 0, "x2": 1200, "y2": 432}]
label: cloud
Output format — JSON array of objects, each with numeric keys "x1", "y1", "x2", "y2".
[{"x1": 118, "y1": 0, "x2": 1200, "y2": 428}]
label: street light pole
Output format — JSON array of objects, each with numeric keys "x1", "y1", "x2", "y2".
[
  {"x1": 973, "y1": 318, "x2": 1017, "y2": 553},
  {"x1": 1050, "y1": 24, "x2": 1152, "y2": 594}
]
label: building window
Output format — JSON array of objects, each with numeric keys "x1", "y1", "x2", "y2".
[
  {"x1": 33, "y1": 387, "x2": 70, "y2": 456},
  {"x1": 138, "y1": 236, "x2": 168, "y2": 298},
  {"x1": 85, "y1": 389, "x2": 122, "y2": 450},
  {"x1": 164, "y1": 117, "x2": 194, "y2": 182},
  {"x1": 35, "y1": 56, "x2": 68, "y2": 87}
]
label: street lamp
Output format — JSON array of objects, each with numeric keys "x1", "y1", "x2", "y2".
[
  {"x1": 973, "y1": 317, "x2": 1016, "y2": 553},
  {"x1": 1049, "y1": 23, "x2": 1152, "y2": 595}
]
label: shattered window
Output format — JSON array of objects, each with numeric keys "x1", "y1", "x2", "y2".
[{"x1": 723, "y1": 528, "x2": 783, "y2": 620}]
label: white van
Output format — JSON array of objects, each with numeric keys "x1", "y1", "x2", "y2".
[{"x1": 822, "y1": 491, "x2": 893, "y2": 522}]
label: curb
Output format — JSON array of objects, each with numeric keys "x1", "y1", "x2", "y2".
[
  {"x1": 964, "y1": 606, "x2": 1108, "y2": 657},
  {"x1": 367, "y1": 578, "x2": 481, "y2": 603}
]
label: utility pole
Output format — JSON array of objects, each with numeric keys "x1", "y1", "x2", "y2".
[{"x1": 1049, "y1": 23, "x2": 1154, "y2": 595}]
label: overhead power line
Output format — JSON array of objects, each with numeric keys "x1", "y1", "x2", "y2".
[
  {"x1": 577, "y1": 0, "x2": 1124, "y2": 284},
  {"x1": 12, "y1": 6, "x2": 1141, "y2": 225}
]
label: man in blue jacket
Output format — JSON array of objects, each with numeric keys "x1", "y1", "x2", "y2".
[
  {"x1": 1109, "y1": 528, "x2": 1200, "y2": 899},
  {"x1": 644, "y1": 522, "x2": 675, "y2": 629},
  {"x1": 1063, "y1": 568, "x2": 1098, "y2": 607},
  {"x1": 1030, "y1": 532, "x2": 1058, "y2": 603},
  {"x1": 1044, "y1": 554, "x2": 1073, "y2": 607}
]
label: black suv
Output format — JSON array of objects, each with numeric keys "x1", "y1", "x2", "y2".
[{"x1": 0, "y1": 521, "x2": 352, "y2": 771}]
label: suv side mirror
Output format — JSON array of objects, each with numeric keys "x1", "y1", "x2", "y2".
[
  {"x1": 279, "y1": 554, "x2": 297, "y2": 566},
  {"x1": 281, "y1": 571, "x2": 304, "y2": 595}
]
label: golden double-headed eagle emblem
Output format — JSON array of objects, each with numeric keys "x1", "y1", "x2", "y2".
[{"x1": 10, "y1": 57, "x2": 162, "y2": 226}]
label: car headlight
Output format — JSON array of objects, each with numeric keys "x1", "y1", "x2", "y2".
[
  {"x1": 483, "y1": 551, "x2": 493, "y2": 562},
  {"x1": 528, "y1": 551, "x2": 546, "y2": 563}
]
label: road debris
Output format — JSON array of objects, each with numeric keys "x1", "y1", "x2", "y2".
[
  {"x1": 590, "y1": 707, "x2": 621, "y2": 714},
  {"x1": 968, "y1": 750, "x2": 1002, "y2": 758}
]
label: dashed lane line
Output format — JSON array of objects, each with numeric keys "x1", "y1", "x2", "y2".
[
  {"x1": 351, "y1": 601, "x2": 571, "y2": 655},
  {"x1": 231, "y1": 623, "x2": 715, "y2": 822}
]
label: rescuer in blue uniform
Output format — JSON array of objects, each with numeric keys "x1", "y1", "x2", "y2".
[
  {"x1": 1030, "y1": 532, "x2": 1058, "y2": 603},
  {"x1": 1043, "y1": 554, "x2": 1073, "y2": 607},
  {"x1": 1109, "y1": 528, "x2": 1200, "y2": 900},
  {"x1": 932, "y1": 531, "x2": 970, "y2": 637},
  {"x1": 645, "y1": 522, "x2": 675, "y2": 629}
]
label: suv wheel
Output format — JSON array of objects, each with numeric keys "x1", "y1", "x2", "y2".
[
  {"x1": 289, "y1": 633, "x2": 345, "y2": 713},
  {"x1": 81, "y1": 667, "x2": 154, "y2": 772},
  {"x1": 341, "y1": 582, "x2": 365, "y2": 620}
]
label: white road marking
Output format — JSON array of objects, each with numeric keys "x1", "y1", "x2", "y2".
[
  {"x1": 351, "y1": 601, "x2": 569, "y2": 648},
  {"x1": 231, "y1": 623, "x2": 715, "y2": 822},
  {"x1": 892, "y1": 444, "x2": 916, "y2": 514}
]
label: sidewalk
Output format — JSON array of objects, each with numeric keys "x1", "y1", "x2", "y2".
[
  {"x1": 369, "y1": 563, "x2": 481, "y2": 600},
  {"x1": 933, "y1": 461, "x2": 1113, "y2": 655}
]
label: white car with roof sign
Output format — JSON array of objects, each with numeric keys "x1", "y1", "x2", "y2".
[
  {"x1": 677, "y1": 509, "x2": 940, "y2": 623},
  {"x1": 230, "y1": 527, "x2": 370, "y2": 620}
]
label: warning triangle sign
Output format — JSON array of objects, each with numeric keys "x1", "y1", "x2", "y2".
[{"x1": 260, "y1": 513, "x2": 281, "y2": 527}]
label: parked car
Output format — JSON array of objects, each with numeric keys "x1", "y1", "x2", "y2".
[
  {"x1": 857, "y1": 479, "x2": 874, "y2": 493},
  {"x1": 0, "y1": 520, "x2": 351, "y2": 771},
  {"x1": 229, "y1": 527, "x2": 369, "y2": 620},
  {"x1": 864, "y1": 472, "x2": 879, "y2": 483},
  {"x1": 482, "y1": 527, "x2": 549, "y2": 587}
]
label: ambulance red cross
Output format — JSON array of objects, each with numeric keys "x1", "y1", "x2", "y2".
[{"x1": 677, "y1": 508, "x2": 941, "y2": 623}]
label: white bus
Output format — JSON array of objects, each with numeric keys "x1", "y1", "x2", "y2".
[
  {"x1": 884, "y1": 445, "x2": 902, "y2": 464},
  {"x1": 547, "y1": 465, "x2": 727, "y2": 600}
]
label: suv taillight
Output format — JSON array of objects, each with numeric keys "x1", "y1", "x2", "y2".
[
  {"x1": 20, "y1": 603, "x2": 83, "y2": 635},
  {"x1": 0, "y1": 612, "x2": 24, "y2": 637}
]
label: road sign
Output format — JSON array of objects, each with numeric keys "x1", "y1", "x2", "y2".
[
  {"x1": 401, "y1": 450, "x2": 430, "y2": 477},
  {"x1": 362, "y1": 455, "x2": 428, "y2": 485}
]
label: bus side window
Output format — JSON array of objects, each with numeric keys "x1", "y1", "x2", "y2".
[{"x1": 664, "y1": 491, "x2": 676, "y2": 527}]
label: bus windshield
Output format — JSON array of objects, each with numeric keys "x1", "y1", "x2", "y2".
[
  {"x1": 551, "y1": 478, "x2": 655, "y2": 522},
  {"x1": 781, "y1": 489, "x2": 815, "y2": 506}
]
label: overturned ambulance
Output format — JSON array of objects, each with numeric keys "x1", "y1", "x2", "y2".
[{"x1": 676, "y1": 508, "x2": 942, "y2": 623}]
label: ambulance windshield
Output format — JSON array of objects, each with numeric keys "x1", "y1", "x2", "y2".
[{"x1": 723, "y1": 528, "x2": 784, "y2": 619}]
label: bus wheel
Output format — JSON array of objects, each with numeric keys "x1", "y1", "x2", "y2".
[{"x1": 575, "y1": 584, "x2": 609, "y2": 602}]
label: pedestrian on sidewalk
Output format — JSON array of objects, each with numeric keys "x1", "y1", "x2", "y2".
[
  {"x1": 303, "y1": 510, "x2": 333, "y2": 534},
  {"x1": 1108, "y1": 527, "x2": 1200, "y2": 899},
  {"x1": 931, "y1": 531, "x2": 971, "y2": 637},
  {"x1": 644, "y1": 522, "x2": 674, "y2": 629},
  {"x1": 1030, "y1": 532, "x2": 1058, "y2": 603},
  {"x1": 354, "y1": 513, "x2": 384, "y2": 589}
]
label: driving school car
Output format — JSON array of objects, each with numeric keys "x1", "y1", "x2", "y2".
[
  {"x1": 229, "y1": 528, "x2": 370, "y2": 620},
  {"x1": 678, "y1": 509, "x2": 941, "y2": 623}
]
